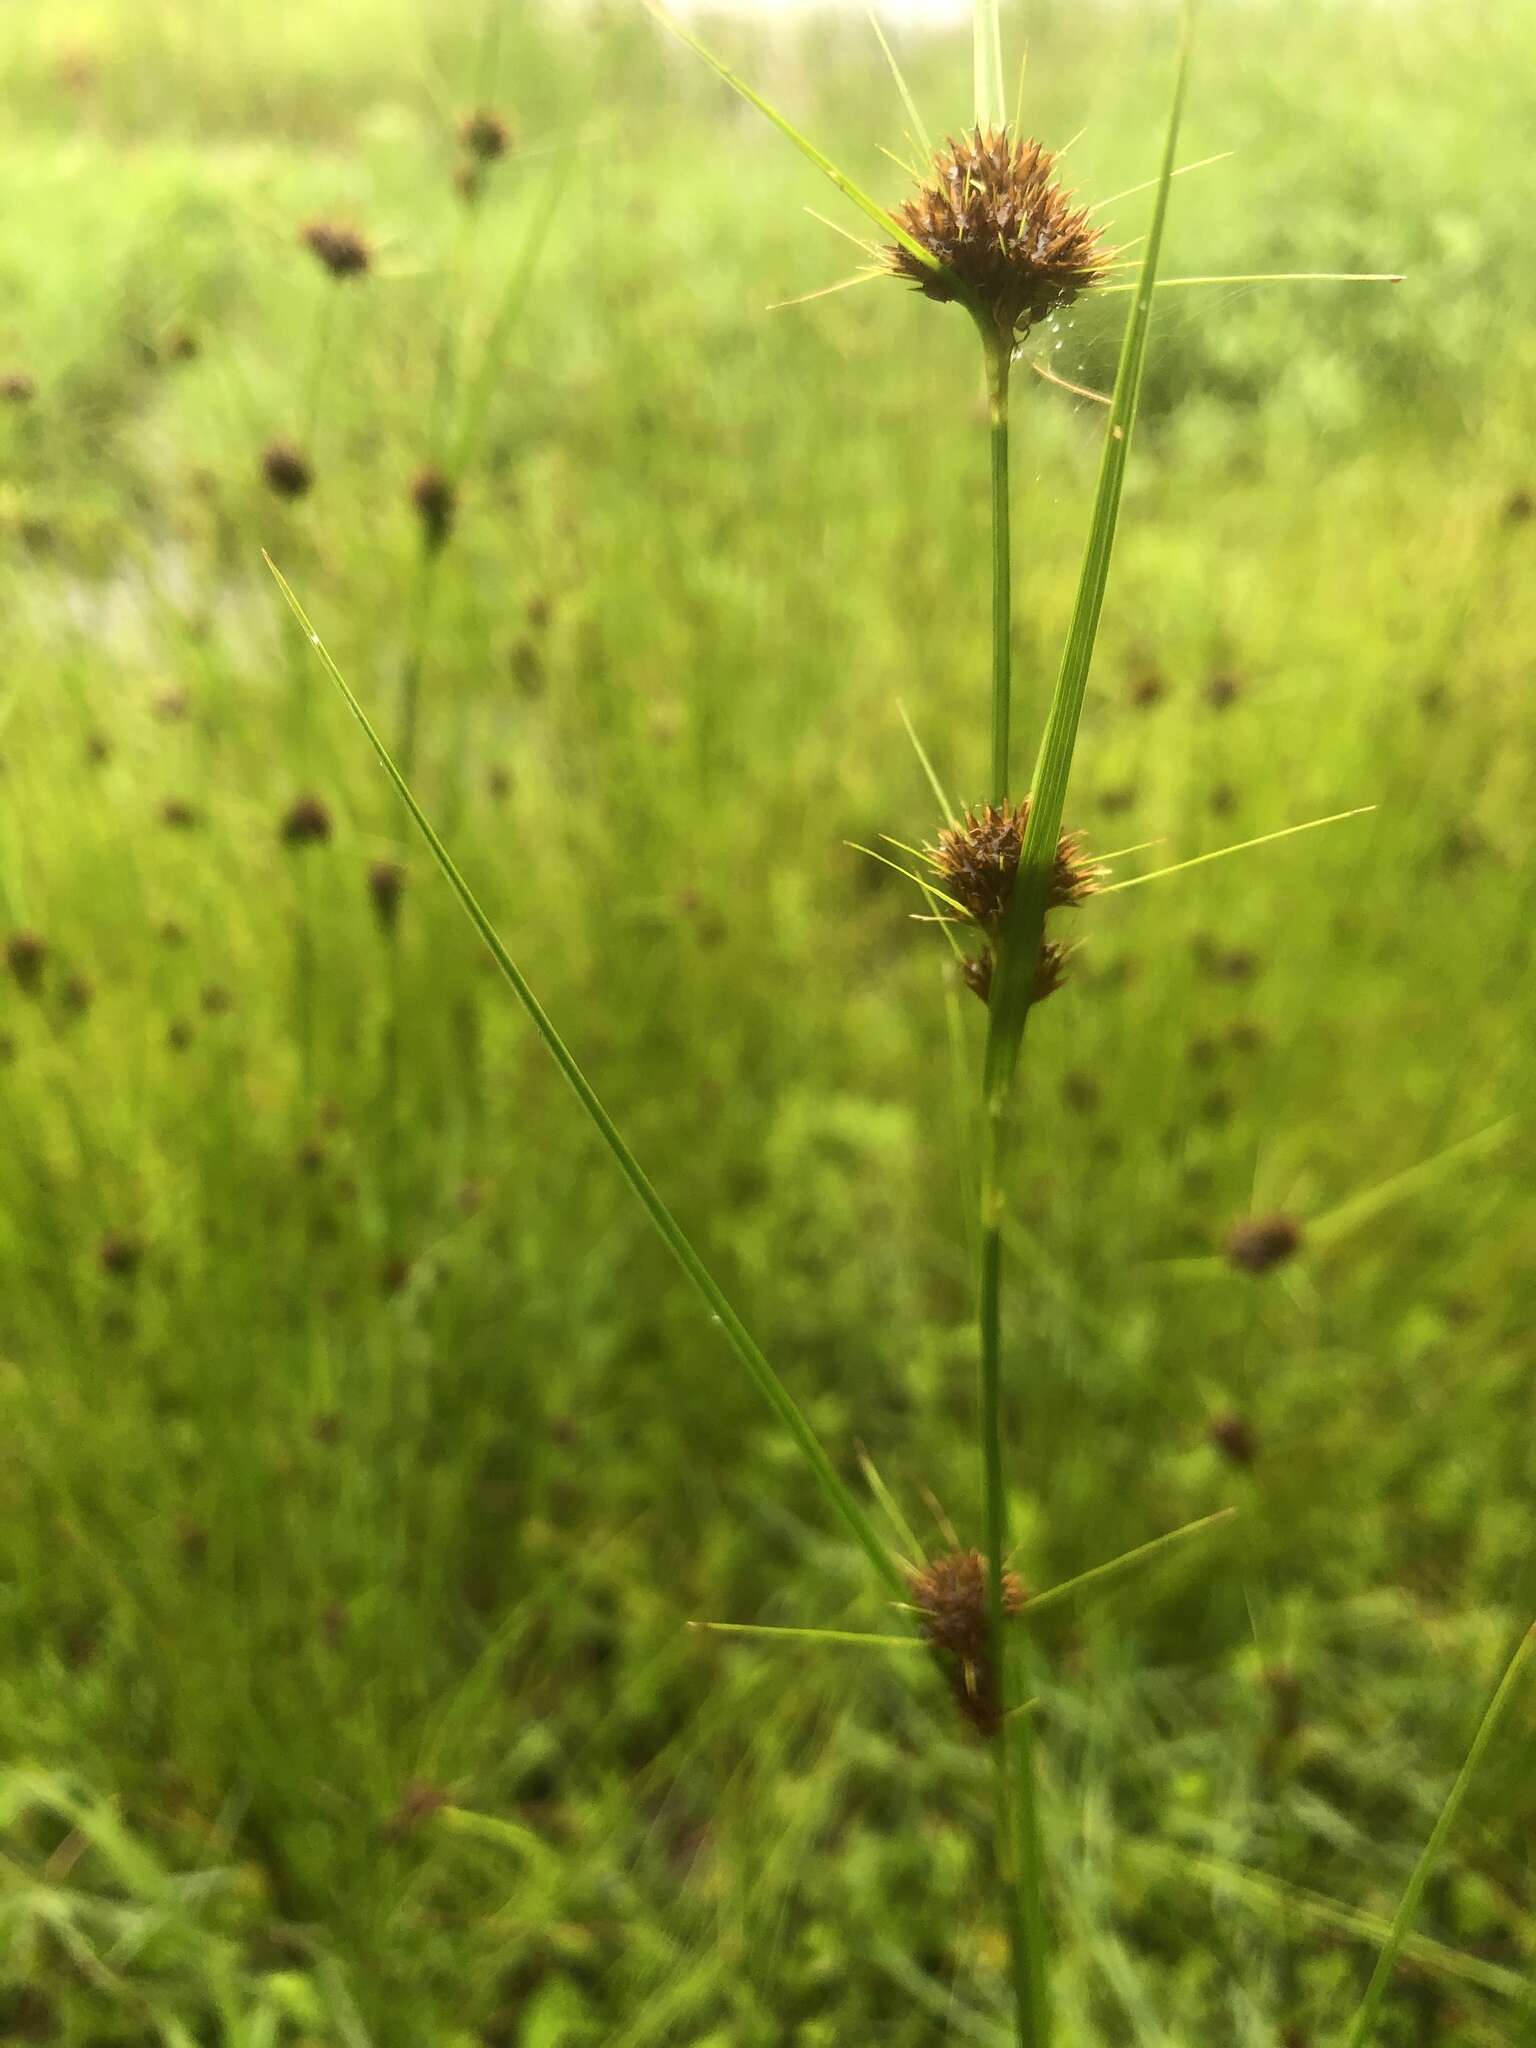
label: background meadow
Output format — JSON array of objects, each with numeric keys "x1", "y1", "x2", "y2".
[{"x1": 1, "y1": 0, "x2": 1533, "y2": 2039}]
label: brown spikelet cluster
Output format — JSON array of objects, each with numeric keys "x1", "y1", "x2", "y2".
[
  {"x1": 280, "y1": 794, "x2": 334, "y2": 847},
  {"x1": 888, "y1": 128, "x2": 1110, "y2": 343},
  {"x1": 368, "y1": 859, "x2": 407, "y2": 934},
  {"x1": 459, "y1": 109, "x2": 511, "y2": 163},
  {"x1": 961, "y1": 938, "x2": 1072, "y2": 1009},
  {"x1": 410, "y1": 466, "x2": 458, "y2": 552},
  {"x1": 1, "y1": 371, "x2": 36, "y2": 404},
  {"x1": 301, "y1": 220, "x2": 372, "y2": 280},
  {"x1": 927, "y1": 799, "x2": 1102, "y2": 933},
  {"x1": 910, "y1": 1548, "x2": 1027, "y2": 1736},
  {"x1": 262, "y1": 439, "x2": 313, "y2": 501},
  {"x1": 1208, "y1": 1411, "x2": 1257, "y2": 1467},
  {"x1": 1225, "y1": 1211, "x2": 1304, "y2": 1275},
  {"x1": 6, "y1": 930, "x2": 48, "y2": 993},
  {"x1": 99, "y1": 1231, "x2": 143, "y2": 1280}
]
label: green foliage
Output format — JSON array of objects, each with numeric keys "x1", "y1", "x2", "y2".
[{"x1": 0, "y1": 0, "x2": 1533, "y2": 2041}]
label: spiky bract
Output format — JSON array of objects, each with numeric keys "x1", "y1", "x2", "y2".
[{"x1": 887, "y1": 128, "x2": 1109, "y2": 344}]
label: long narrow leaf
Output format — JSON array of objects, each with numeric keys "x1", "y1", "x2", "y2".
[
  {"x1": 974, "y1": 0, "x2": 1005, "y2": 129},
  {"x1": 1341, "y1": 1625, "x2": 1536, "y2": 2047},
  {"x1": 984, "y1": 3, "x2": 1195, "y2": 1093},
  {"x1": 643, "y1": 0, "x2": 943, "y2": 277},
  {"x1": 264, "y1": 558, "x2": 903, "y2": 1599}
]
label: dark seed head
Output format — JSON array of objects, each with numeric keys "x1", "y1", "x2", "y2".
[
  {"x1": 1225, "y1": 1211, "x2": 1304, "y2": 1275},
  {"x1": 910, "y1": 1548, "x2": 1028, "y2": 1737},
  {"x1": 300, "y1": 220, "x2": 372, "y2": 280},
  {"x1": 367, "y1": 859, "x2": 407, "y2": 934},
  {"x1": 459, "y1": 109, "x2": 511, "y2": 162},
  {"x1": 1, "y1": 371, "x2": 36, "y2": 403},
  {"x1": 61, "y1": 974, "x2": 94, "y2": 1017},
  {"x1": 167, "y1": 1018, "x2": 194, "y2": 1051},
  {"x1": 1264, "y1": 1664, "x2": 1304, "y2": 1738},
  {"x1": 1503, "y1": 488, "x2": 1534, "y2": 526},
  {"x1": 280, "y1": 793, "x2": 333, "y2": 848},
  {"x1": 1204, "y1": 672, "x2": 1241, "y2": 711},
  {"x1": 1208, "y1": 1411, "x2": 1257, "y2": 1467},
  {"x1": 1061, "y1": 1070, "x2": 1099, "y2": 1116},
  {"x1": 927, "y1": 800, "x2": 1101, "y2": 934},
  {"x1": 160, "y1": 797, "x2": 199, "y2": 830},
  {"x1": 887, "y1": 127, "x2": 1109, "y2": 345},
  {"x1": 410, "y1": 465, "x2": 457, "y2": 552},
  {"x1": 453, "y1": 161, "x2": 485, "y2": 206},
  {"x1": 262, "y1": 439, "x2": 313, "y2": 500},
  {"x1": 6, "y1": 929, "x2": 48, "y2": 993},
  {"x1": 962, "y1": 938, "x2": 1072, "y2": 1007},
  {"x1": 166, "y1": 326, "x2": 199, "y2": 362},
  {"x1": 1129, "y1": 670, "x2": 1167, "y2": 710},
  {"x1": 99, "y1": 1231, "x2": 143, "y2": 1279},
  {"x1": 200, "y1": 983, "x2": 232, "y2": 1017}
]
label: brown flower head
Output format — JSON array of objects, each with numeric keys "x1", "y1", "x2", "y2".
[
  {"x1": 6, "y1": 930, "x2": 48, "y2": 993},
  {"x1": 262, "y1": 439, "x2": 313, "y2": 500},
  {"x1": 910, "y1": 1548, "x2": 1028, "y2": 1736},
  {"x1": 1, "y1": 371, "x2": 36, "y2": 404},
  {"x1": 887, "y1": 128, "x2": 1109, "y2": 344},
  {"x1": 1208, "y1": 1411, "x2": 1257, "y2": 1467},
  {"x1": 1225, "y1": 1211, "x2": 1304, "y2": 1276},
  {"x1": 367, "y1": 858, "x2": 407, "y2": 935},
  {"x1": 280, "y1": 793, "x2": 333, "y2": 848},
  {"x1": 962, "y1": 937, "x2": 1072, "y2": 1008},
  {"x1": 460, "y1": 109, "x2": 511, "y2": 163},
  {"x1": 301, "y1": 220, "x2": 372, "y2": 280},
  {"x1": 410, "y1": 466, "x2": 458, "y2": 553},
  {"x1": 99, "y1": 1231, "x2": 143, "y2": 1280},
  {"x1": 927, "y1": 799, "x2": 1101, "y2": 934}
]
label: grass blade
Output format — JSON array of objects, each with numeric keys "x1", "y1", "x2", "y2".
[
  {"x1": 263, "y1": 556, "x2": 903, "y2": 1599},
  {"x1": 1097, "y1": 805, "x2": 1376, "y2": 894},
  {"x1": 867, "y1": 9, "x2": 931, "y2": 159},
  {"x1": 1341, "y1": 1624, "x2": 1536, "y2": 2048},
  {"x1": 1023, "y1": 1509, "x2": 1236, "y2": 1619},
  {"x1": 643, "y1": 0, "x2": 943, "y2": 278},
  {"x1": 689, "y1": 1621, "x2": 924, "y2": 1651},
  {"x1": 1098, "y1": 269, "x2": 1402, "y2": 294},
  {"x1": 985, "y1": 1, "x2": 1195, "y2": 1092},
  {"x1": 974, "y1": 0, "x2": 1005, "y2": 130},
  {"x1": 448, "y1": 154, "x2": 569, "y2": 472}
]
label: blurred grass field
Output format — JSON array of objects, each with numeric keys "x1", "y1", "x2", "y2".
[{"x1": 1, "y1": 0, "x2": 1533, "y2": 2040}]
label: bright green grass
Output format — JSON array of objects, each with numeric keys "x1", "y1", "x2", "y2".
[{"x1": 1, "y1": 0, "x2": 1534, "y2": 2040}]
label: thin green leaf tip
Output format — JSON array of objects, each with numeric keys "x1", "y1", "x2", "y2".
[{"x1": 640, "y1": 0, "x2": 945, "y2": 280}]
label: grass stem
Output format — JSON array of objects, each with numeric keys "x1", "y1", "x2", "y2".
[{"x1": 986, "y1": 330, "x2": 1013, "y2": 803}]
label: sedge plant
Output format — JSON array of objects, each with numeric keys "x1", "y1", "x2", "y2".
[{"x1": 267, "y1": 3, "x2": 1534, "y2": 2040}]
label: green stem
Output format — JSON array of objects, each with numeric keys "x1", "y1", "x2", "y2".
[
  {"x1": 986, "y1": 331, "x2": 1013, "y2": 803},
  {"x1": 978, "y1": 317, "x2": 1049, "y2": 2046},
  {"x1": 397, "y1": 540, "x2": 440, "y2": 781}
]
